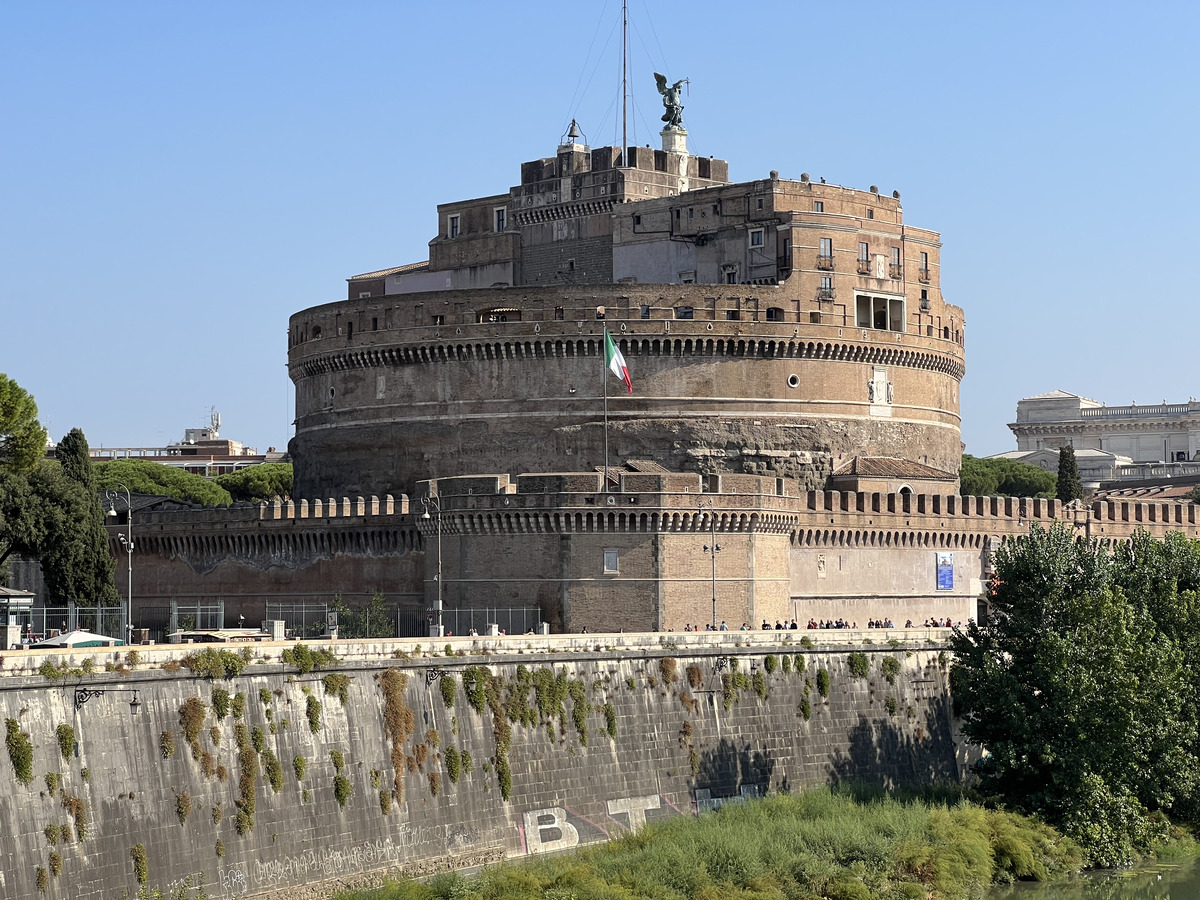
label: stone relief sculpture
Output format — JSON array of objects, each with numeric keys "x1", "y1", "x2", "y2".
[{"x1": 654, "y1": 72, "x2": 686, "y2": 130}]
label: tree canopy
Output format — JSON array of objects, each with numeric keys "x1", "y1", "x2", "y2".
[
  {"x1": 94, "y1": 459, "x2": 232, "y2": 507},
  {"x1": 0, "y1": 373, "x2": 48, "y2": 474},
  {"x1": 1056, "y1": 444, "x2": 1084, "y2": 502},
  {"x1": 951, "y1": 524, "x2": 1200, "y2": 866},
  {"x1": 43, "y1": 429, "x2": 118, "y2": 604},
  {"x1": 959, "y1": 454, "x2": 1056, "y2": 498},
  {"x1": 216, "y1": 463, "x2": 292, "y2": 503}
]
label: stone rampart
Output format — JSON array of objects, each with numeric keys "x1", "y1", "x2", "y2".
[{"x1": 0, "y1": 633, "x2": 959, "y2": 899}]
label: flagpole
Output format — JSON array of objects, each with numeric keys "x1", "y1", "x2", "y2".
[{"x1": 603, "y1": 328, "x2": 610, "y2": 492}]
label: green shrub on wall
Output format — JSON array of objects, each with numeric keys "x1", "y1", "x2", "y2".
[
  {"x1": 817, "y1": 668, "x2": 830, "y2": 698},
  {"x1": 5, "y1": 719, "x2": 33, "y2": 785},
  {"x1": 847, "y1": 653, "x2": 870, "y2": 678},
  {"x1": 881, "y1": 656, "x2": 901, "y2": 685},
  {"x1": 55, "y1": 724, "x2": 75, "y2": 760},
  {"x1": 440, "y1": 674, "x2": 456, "y2": 708}
]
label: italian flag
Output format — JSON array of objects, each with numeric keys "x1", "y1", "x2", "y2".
[{"x1": 604, "y1": 329, "x2": 632, "y2": 394}]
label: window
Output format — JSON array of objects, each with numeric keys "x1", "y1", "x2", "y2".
[
  {"x1": 372, "y1": 317, "x2": 378, "y2": 331},
  {"x1": 818, "y1": 276, "x2": 833, "y2": 300},
  {"x1": 723, "y1": 264, "x2": 738, "y2": 284},
  {"x1": 675, "y1": 306, "x2": 694, "y2": 320},
  {"x1": 359, "y1": 291, "x2": 372, "y2": 299},
  {"x1": 889, "y1": 247, "x2": 902, "y2": 279},
  {"x1": 494, "y1": 207, "x2": 506, "y2": 232},
  {"x1": 554, "y1": 306, "x2": 564, "y2": 321},
  {"x1": 432, "y1": 314, "x2": 445, "y2": 325},
  {"x1": 866, "y1": 209, "x2": 874, "y2": 219},
  {"x1": 725, "y1": 310, "x2": 740, "y2": 321},
  {"x1": 688, "y1": 207, "x2": 694, "y2": 219},
  {"x1": 449, "y1": 215, "x2": 460, "y2": 238},
  {"x1": 756, "y1": 198, "x2": 764, "y2": 210},
  {"x1": 813, "y1": 200, "x2": 824, "y2": 212},
  {"x1": 749, "y1": 228, "x2": 764, "y2": 247},
  {"x1": 818, "y1": 237, "x2": 833, "y2": 269},
  {"x1": 919, "y1": 289, "x2": 930, "y2": 311},
  {"x1": 633, "y1": 215, "x2": 641, "y2": 225},
  {"x1": 346, "y1": 321, "x2": 353, "y2": 339},
  {"x1": 603, "y1": 549, "x2": 619, "y2": 574},
  {"x1": 858, "y1": 242, "x2": 869, "y2": 261},
  {"x1": 856, "y1": 294, "x2": 906, "y2": 332},
  {"x1": 640, "y1": 304, "x2": 651, "y2": 319},
  {"x1": 765, "y1": 307, "x2": 784, "y2": 322},
  {"x1": 919, "y1": 251, "x2": 930, "y2": 283}
]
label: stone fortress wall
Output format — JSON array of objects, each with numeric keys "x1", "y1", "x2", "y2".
[
  {"x1": 0, "y1": 633, "x2": 960, "y2": 900},
  {"x1": 116, "y1": 474, "x2": 1200, "y2": 633},
  {"x1": 287, "y1": 283, "x2": 966, "y2": 500}
]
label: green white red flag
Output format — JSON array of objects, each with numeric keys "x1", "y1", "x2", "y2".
[{"x1": 604, "y1": 330, "x2": 632, "y2": 393}]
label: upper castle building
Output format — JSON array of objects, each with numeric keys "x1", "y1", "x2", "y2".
[{"x1": 288, "y1": 126, "x2": 965, "y2": 500}]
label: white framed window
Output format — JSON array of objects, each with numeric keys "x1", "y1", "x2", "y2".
[
  {"x1": 855, "y1": 292, "x2": 906, "y2": 333},
  {"x1": 494, "y1": 207, "x2": 506, "y2": 232},
  {"x1": 858, "y1": 242, "x2": 869, "y2": 261},
  {"x1": 674, "y1": 306, "x2": 694, "y2": 319},
  {"x1": 449, "y1": 215, "x2": 460, "y2": 238},
  {"x1": 749, "y1": 228, "x2": 765, "y2": 248},
  {"x1": 603, "y1": 549, "x2": 619, "y2": 574},
  {"x1": 813, "y1": 200, "x2": 824, "y2": 212},
  {"x1": 358, "y1": 291, "x2": 372, "y2": 299}
]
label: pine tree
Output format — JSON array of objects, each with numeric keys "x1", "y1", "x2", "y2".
[
  {"x1": 1056, "y1": 443, "x2": 1084, "y2": 503},
  {"x1": 45, "y1": 429, "x2": 118, "y2": 605}
]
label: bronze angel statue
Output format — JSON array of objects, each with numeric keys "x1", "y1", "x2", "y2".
[{"x1": 654, "y1": 72, "x2": 686, "y2": 130}]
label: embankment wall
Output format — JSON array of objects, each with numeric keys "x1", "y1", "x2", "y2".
[{"x1": 0, "y1": 633, "x2": 959, "y2": 899}]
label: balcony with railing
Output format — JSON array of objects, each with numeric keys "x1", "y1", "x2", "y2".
[
  {"x1": 856, "y1": 258, "x2": 871, "y2": 275},
  {"x1": 918, "y1": 267, "x2": 931, "y2": 283},
  {"x1": 816, "y1": 254, "x2": 834, "y2": 271},
  {"x1": 888, "y1": 263, "x2": 903, "y2": 279},
  {"x1": 816, "y1": 287, "x2": 835, "y2": 301},
  {"x1": 1081, "y1": 403, "x2": 1199, "y2": 419}
]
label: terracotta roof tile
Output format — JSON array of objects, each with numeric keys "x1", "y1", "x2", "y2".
[
  {"x1": 347, "y1": 261, "x2": 428, "y2": 281},
  {"x1": 832, "y1": 457, "x2": 956, "y2": 480}
]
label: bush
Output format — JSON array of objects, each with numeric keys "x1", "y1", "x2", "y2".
[
  {"x1": 440, "y1": 674, "x2": 456, "y2": 708},
  {"x1": 686, "y1": 663, "x2": 703, "y2": 689},
  {"x1": 211, "y1": 688, "x2": 230, "y2": 718},
  {"x1": 334, "y1": 774, "x2": 353, "y2": 807},
  {"x1": 130, "y1": 843, "x2": 148, "y2": 884},
  {"x1": 817, "y1": 668, "x2": 830, "y2": 698},
  {"x1": 293, "y1": 755, "x2": 306, "y2": 781},
  {"x1": 446, "y1": 747, "x2": 461, "y2": 783},
  {"x1": 764, "y1": 654, "x2": 778, "y2": 674},
  {"x1": 323, "y1": 673, "x2": 351, "y2": 706},
  {"x1": 306, "y1": 695, "x2": 322, "y2": 733},
  {"x1": 659, "y1": 657, "x2": 678, "y2": 683},
  {"x1": 181, "y1": 648, "x2": 248, "y2": 679},
  {"x1": 881, "y1": 656, "x2": 901, "y2": 685},
  {"x1": 281, "y1": 643, "x2": 339, "y2": 674},
  {"x1": 603, "y1": 702, "x2": 618, "y2": 739}
]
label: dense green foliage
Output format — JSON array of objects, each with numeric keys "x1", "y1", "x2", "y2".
[
  {"x1": 1056, "y1": 444, "x2": 1084, "y2": 503},
  {"x1": 959, "y1": 454, "x2": 1056, "y2": 498},
  {"x1": 94, "y1": 458, "x2": 232, "y2": 507},
  {"x1": 0, "y1": 373, "x2": 48, "y2": 473},
  {"x1": 330, "y1": 592, "x2": 395, "y2": 639},
  {"x1": 952, "y1": 524, "x2": 1200, "y2": 866},
  {"x1": 334, "y1": 787, "x2": 1084, "y2": 900},
  {"x1": 216, "y1": 463, "x2": 292, "y2": 502},
  {"x1": 44, "y1": 429, "x2": 118, "y2": 604}
]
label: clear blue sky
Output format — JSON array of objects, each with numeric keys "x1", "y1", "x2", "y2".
[{"x1": 3, "y1": 1, "x2": 1197, "y2": 461}]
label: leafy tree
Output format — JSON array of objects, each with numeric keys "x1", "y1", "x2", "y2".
[
  {"x1": 0, "y1": 374, "x2": 48, "y2": 474},
  {"x1": 959, "y1": 454, "x2": 1056, "y2": 498},
  {"x1": 46, "y1": 430, "x2": 117, "y2": 605},
  {"x1": 216, "y1": 463, "x2": 293, "y2": 503},
  {"x1": 1186, "y1": 485, "x2": 1200, "y2": 504},
  {"x1": 94, "y1": 459, "x2": 232, "y2": 507},
  {"x1": 330, "y1": 592, "x2": 394, "y2": 639},
  {"x1": 951, "y1": 523, "x2": 1198, "y2": 866},
  {"x1": 1056, "y1": 444, "x2": 1084, "y2": 503}
]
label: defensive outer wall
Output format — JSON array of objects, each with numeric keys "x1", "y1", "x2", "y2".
[
  {"x1": 117, "y1": 474, "x2": 1200, "y2": 632},
  {"x1": 0, "y1": 633, "x2": 961, "y2": 900},
  {"x1": 287, "y1": 284, "x2": 967, "y2": 499}
]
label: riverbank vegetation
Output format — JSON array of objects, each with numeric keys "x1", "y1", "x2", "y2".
[
  {"x1": 952, "y1": 524, "x2": 1200, "y2": 867},
  {"x1": 337, "y1": 786, "x2": 1085, "y2": 900}
]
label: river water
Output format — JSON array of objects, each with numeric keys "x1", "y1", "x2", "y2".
[{"x1": 991, "y1": 857, "x2": 1200, "y2": 900}]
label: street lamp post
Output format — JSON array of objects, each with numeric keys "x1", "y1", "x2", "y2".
[
  {"x1": 699, "y1": 499, "x2": 721, "y2": 629},
  {"x1": 421, "y1": 495, "x2": 443, "y2": 637},
  {"x1": 105, "y1": 483, "x2": 135, "y2": 644}
]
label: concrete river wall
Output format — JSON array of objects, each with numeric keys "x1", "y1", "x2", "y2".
[{"x1": 0, "y1": 632, "x2": 961, "y2": 899}]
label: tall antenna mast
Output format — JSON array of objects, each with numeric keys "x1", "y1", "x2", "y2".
[{"x1": 621, "y1": 0, "x2": 627, "y2": 161}]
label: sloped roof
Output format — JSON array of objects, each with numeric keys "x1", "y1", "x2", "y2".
[
  {"x1": 347, "y1": 261, "x2": 428, "y2": 281},
  {"x1": 832, "y1": 457, "x2": 956, "y2": 480}
]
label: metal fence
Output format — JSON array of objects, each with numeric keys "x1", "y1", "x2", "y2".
[
  {"x1": 439, "y1": 607, "x2": 545, "y2": 637},
  {"x1": 137, "y1": 601, "x2": 225, "y2": 644},
  {"x1": 2, "y1": 603, "x2": 129, "y2": 644},
  {"x1": 265, "y1": 602, "x2": 330, "y2": 639}
]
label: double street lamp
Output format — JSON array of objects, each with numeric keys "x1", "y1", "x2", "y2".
[
  {"x1": 421, "y1": 495, "x2": 443, "y2": 637},
  {"x1": 699, "y1": 498, "x2": 721, "y2": 629},
  {"x1": 104, "y1": 483, "x2": 135, "y2": 644}
]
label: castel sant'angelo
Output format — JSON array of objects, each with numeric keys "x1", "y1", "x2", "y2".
[{"x1": 125, "y1": 85, "x2": 1200, "y2": 634}]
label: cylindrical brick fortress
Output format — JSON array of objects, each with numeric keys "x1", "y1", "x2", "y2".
[{"x1": 288, "y1": 283, "x2": 965, "y2": 498}]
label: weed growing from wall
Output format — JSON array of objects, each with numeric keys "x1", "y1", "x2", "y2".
[
  {"x1": 794, "y1": 653, "x2": 806, "y2": 672},
  {"x1": 36, "y1": 865, "x2": 48, "y2": 893},
  {"x1": 603, "y1": 702, "x2": 617, "y2": 739},
  {"x1": 568, "y1": 680, "x2": 590, "y2": 746},
  {"x1": 323, "y1": 673, "x2": 351, "y2": 707},
  {"x1": 429, "y1": 772, "x2": 441, "y2": 796},
  {"x1": 282, "y1": 642, "x2": 339, "y2": 674},
  {"x1": 209, "y1": 725, "x2": 221, "y2": 746},
  {"x1": 211, "y1": 804, "x2": 223, "y2": 825},
  {"x1": 817, "y1": 668, "x2": 830, "y2": 698},
  {"x1": 380, "y1": 669, "x2": 415, "y2": 804},
  {"x1": 753, "y1": 671, "x2": 768, "y2": 700},
  {"x1": 159, "y1": 731, "x2": 175, "y2": 759},
  {"x1": 175, "y1": 791, "x2": 192, "y2": 824},
  {"x1": 45, "y1": 772, "x2": 60, "y2": 794},
  {"x1": 333, "y1": 775, "x2": 352, "y2": 807},
  {"x1": 306, "y1": 695, "x2": 322, "y2": 734},
  {"x1": 461, "y1": 666, "x2": 488, "y2": 714},
  {"x1": 60, "y1": 793, "x2": 87, "y2": 841},
  {"x1": 799, "y1": 695, "x2": 811, "y2": 720},
  {"x1": 782, "y1": 655, "x2": 792, "y2": 675},
  {"x1": 55, "y1": 724, "x2": 75, "y2": 760},
  {"x1": 181, "y1": 648, "x2": 250, "y2": 679},
  {"x1": 5, "y1": 719, "x2": 33, "y2": 785},
  {"x1": 262, "y1": 749, "x2": 283, "y2": 793},
  {"x1": 235, "y1": 745, "x2": 258, "y2": 835},
  {"x1": 48, "y1": 850, "x2": 61, "y2": 876},
  {"x1": 259, "y1": 688, "x2": 273, "y2": 706},
  {"x1": 251, "y1": 726, "x2": 266, "y2": 753},
  {"x1": 885, "y1": 697, "x2": 899, "y2": 717},
  {"x1": 626, "y1": 676, "x2": 636, "y2": 691},
  {"x1": 370, "y1": 769, "x2": 382, "y2": 789},
  {"x1": 445, "y1": 748, "x2": 461, "y2": 783},
  {"x1": 130, "y1": 843, "x2": 148, "y2": 884},
  {"x1": 847, "y1": 653, "x2": 870, "y2": 679},
  {"x1": 231, "y1": 692, "x2": 246, "y2": 718},
  {"x1": 379, "y1": 790, "x2": 391, "y2": 814},
  {"x1": 659, "y1": 657, "x2": 678, "y2": 684},
  {"x1": 426, "y1": 728, "x2": 441, "y2": 749},
  {"x1": 44, "y1": 825, "x2": 62, "y2": 845},
  {"x1": 686, "y1": 664, "x2": 703, "y2": 689},
  {"x1": 215, "y1": 839, "x2": 225, "y2": 858},
  {"x1": 461, "y1": 750, "x2": 473, "y2": 775},
  {"x1": 688, "y1": 746, "x2": 700, "y2": 778},
  {"x1": 496, "y1": 756, "x2": 512, "y2": 800},
  {"x1": 440, "y1": 674, "x2": 456, "y2": 708},
  {"x1": 764, "y1": 654, "x2": 778, "y2": 675},
  {"x1": 293, "y1": 755, "x2": 306, "y2": 781},
  {"x1": 881, "y1": 656, "x2": 901, "y2": 685}
]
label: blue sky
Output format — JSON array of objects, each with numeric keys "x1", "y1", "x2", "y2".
[{"x1": 2, "y1": 1, "x2": 1197, "y2": 461}]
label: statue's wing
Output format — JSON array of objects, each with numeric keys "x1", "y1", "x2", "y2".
[{"x1": 654, "y1": 72, "x2": 668, "y2": 92}]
